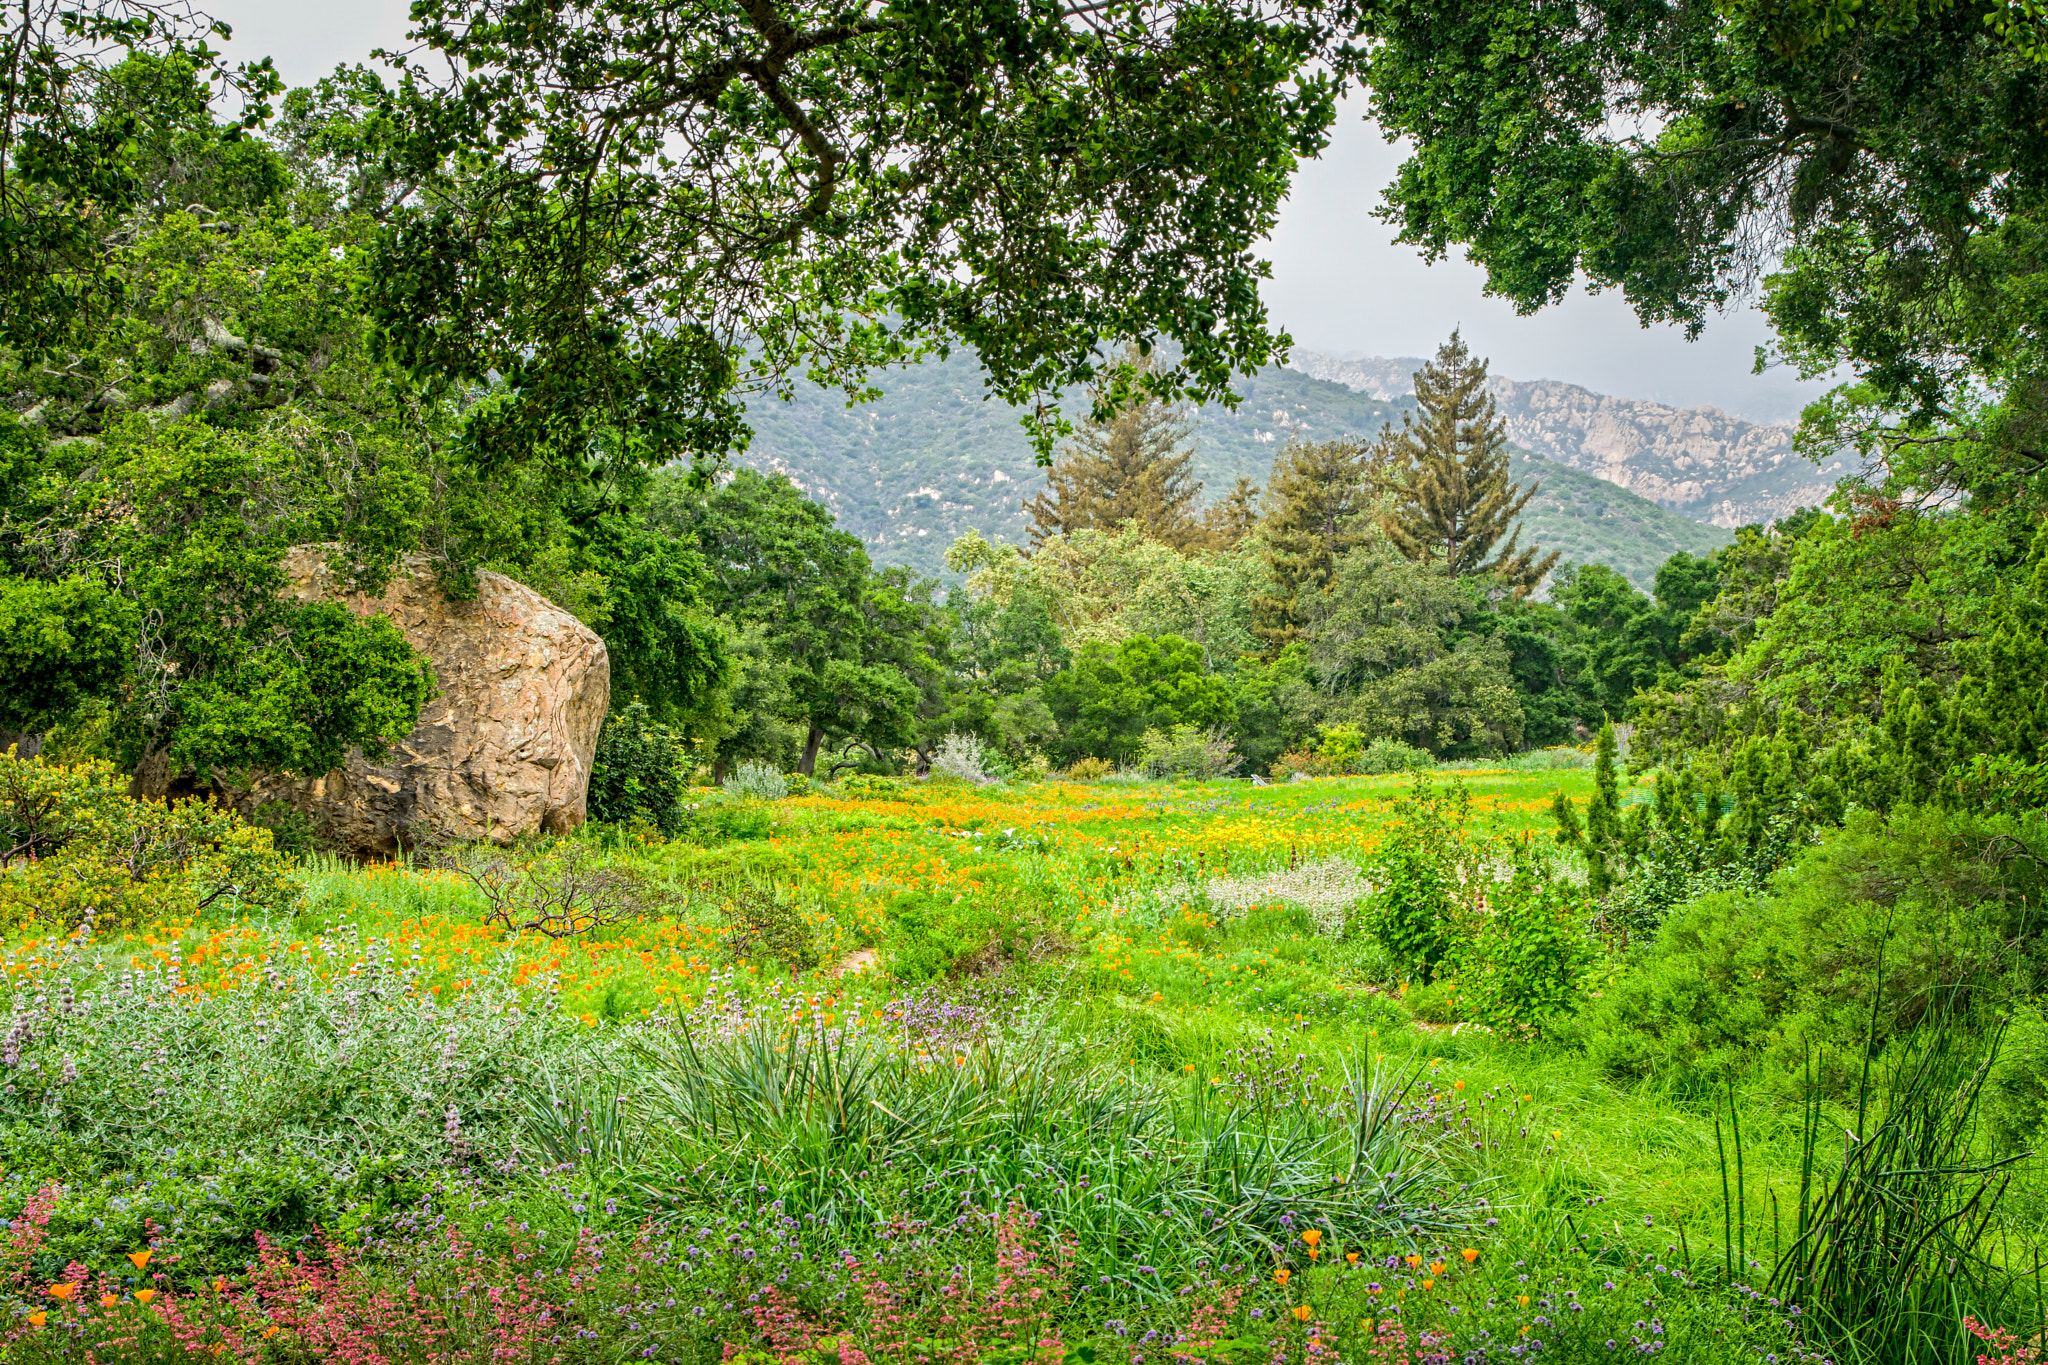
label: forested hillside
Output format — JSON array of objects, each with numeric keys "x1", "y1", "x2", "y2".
[{"x1": 741, "y1": 352, "x2": 1731, "y2": 586}]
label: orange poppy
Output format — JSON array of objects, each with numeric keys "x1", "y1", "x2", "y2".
[
  {"x1": 100, "y1": 1295, "x2": 119, "y2": 1308},
  {"x1": 1300, "y1": 1230, "x2": 1322, "y2": 1248},
  {"x1": 128, "y1": 1249, "x2": 152, "y2": 1271},
  {"x1": 1274, "y1": 1267, "x2": 1291, "y2": 1285},
  {"x1": 1461, "y1": 1248, "x2": 1479, "y2": 1263},
  {"x1": 1404, "y1": 1254, "x2": 1423, "y2": 1269},
  {"x1": 27, "y1": 1312, "x2": 46, "y2": 1327},
  {"x1": 134, "y1": 1290, "x2": 156, "y2": 1304},
  {"x1": 1421, "y1": 1278, "x2": 1436, "y2": 1290},
  {"x1": 1292, "y1": 1305, "x2": 1314, "y2": 1322},
  {"x1": 1346, "y1": 1252, "x2": 1360, "y2": 1265},
  {"x1": 47, "y1": 1284, "x2": 77, "y2": 1301}
]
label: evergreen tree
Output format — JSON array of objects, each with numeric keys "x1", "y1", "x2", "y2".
[
  {"x1": 1203, "y1": 475, "x2": 1263, "y2": 548},
  {"x1": 1251, "y1": 438, "x2": 1384, "y2": 653},
  {"x1": 1022, "y1": 349, "x2": 1205, "y2": 551},
  {"x1": 1380, "y1": 333, "x2": 1559, "y2": 596}
]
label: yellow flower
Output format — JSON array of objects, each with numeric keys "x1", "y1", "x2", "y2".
[
  {"x1": 1405, "y1": 1254, "x2": 1423, "y2": 1269},
  {"x1": 1516, "y1": 1295, "x2": 1530, "y2": 1308},
  {"x1": 1551, "y1": 1129, "x2": 1562, "y2": 1140},
  {"x1": 1292, "y1": 1305, "x2": 1314, "y2": 1322},
  {"x1": 129, "y1": 1249, "x2": 152, "y2": 1270}
]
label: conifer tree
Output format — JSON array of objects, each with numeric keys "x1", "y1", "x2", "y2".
[
  {"x1": 1251, "y1": 438, "x2": 1385, "y2": 652},
  {"x1": 1379, "y1": 333, "x2": 1559, "y2": 596},
  {"x1": 1203, "y1": 475, "x2": 1263, "y2": 548},
  {"x1": 1022, "y1": 348, "x2": 1205, "y2": 552}
]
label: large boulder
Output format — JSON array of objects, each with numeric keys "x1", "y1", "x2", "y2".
[{"x1": 257, "y1": 548, "x2": 609, "y2": 855}]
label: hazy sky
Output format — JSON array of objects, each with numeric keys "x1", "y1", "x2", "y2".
[{"x1": 210, "y1": 3, "x2": 1824, "y2": 424}]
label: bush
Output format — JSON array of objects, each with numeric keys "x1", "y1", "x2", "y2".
[
  {"x1": 724, "y1": 759, "x2": 788, "y2": 801},
  {"x1": 0, "y1": 752, "x2": 297, "y2": 931},
  {"x1": 1138, "y1": 724, "x2": 1243, "y2": 780},
  {"x1": 718, "y1": 878, "x2": 822, "y2": 972},
  {"x1": 1355, "y1": 737, "x2": 1432, "y2": 774},
  {"x1": 1453, "y1": 848, "x2": 1600, "y2": 1038},
  {"x1": 440, "y1": 843, "x2": 661, "y2": 935},
  {"x1": 1061, "y1": 756, "x2": 1114, "y2": 780},
  {"x1": 1585, "y1": 806, "x2": 2048, "y2": 1096},
  {"x1": 882, "y1": 889, "x2": 1013, "y2": 981},
  {"x1": 931, "y1": 732, "x2": 996, "y2": 783},
  {"x1": 588, "y1": 702, "x2": 690, "y2": 835}
]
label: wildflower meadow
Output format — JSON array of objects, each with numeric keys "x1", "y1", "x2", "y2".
[{"x1": 3, "y1": 754, "x2": 2045, "y2": 1365}]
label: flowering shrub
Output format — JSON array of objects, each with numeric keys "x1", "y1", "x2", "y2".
[{"x1": 0, "y1": 752, "x2": 297, "y2": 931}]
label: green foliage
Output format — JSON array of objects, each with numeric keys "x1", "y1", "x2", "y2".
[
  {"x1": 1453, "y1": 847, "x2": 1599, "y2": 1038},
  {"x1": 1378, "y1": 333, "x2": 1557, "y2": 594},
  {"x1": 1586, "y1": 806, "x2": 2048, "y2": 1097},
  {"x1": 1361, "y1": 778, "x2": 1477, "y2": 982},
  {"x1": 1136, "y1": 725, "x2": 1242, "y2": 780},
  {"x1": 0, "y1": 751, "x2": 298, "y2": 931},
  {"x1": 882, "y1": 890, "x2": 1013, "y2": 983},
  {"x1": 588, "y1": 703, "x2": 690, "y2": 836},
  {"x1": 1297, "y1": 542, "x2": 1524, "y2": 755},
  {"x1": 720, "y1": 880, "x2": 822, "y2": 973},
  {"x1": 368, "y1": 0, "x2": 1346, "y2": 471},
  {"x1": 1043, "y1": 633, "x2": 1235, "y2": 766}
]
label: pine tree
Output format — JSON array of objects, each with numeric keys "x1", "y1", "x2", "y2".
[
  {"x1": 1022, "y1": 347, "x2": 1205, "y2": 552},
  {"x1": 1202, "y1": 474, "x2": 1262, "y2": 547},
  {"x1": 1250, "y1": 438, "x2": 1385, "y2": 652},
  {"x1": 1379, "y1": 332, "x2": 1559, "y2": 596}
]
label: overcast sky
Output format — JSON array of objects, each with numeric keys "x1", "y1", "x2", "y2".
[{"x1": 210, "y1": 2, "x2": 1825, "y2": 424}]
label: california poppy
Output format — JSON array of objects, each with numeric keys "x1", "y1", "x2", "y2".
[
  {"x1": 100, "y1": 1295, "x2": 118, "y2": 1308},
  {"x1": 134, "y1": 1289, "x2": 155, "y2": 1304},
  {"x1": 1300, "y1": 1230, "x2": 1322, "y2": 1248},
  {"x1": 1405, "y1": 1254, "x2": 1422, "y2": 1269},
  {"x1": 1421, "y1": 1278, "x2": 1435, "y2": 1290},
  {"x1": 47, "y1": 1284, "x2": 77, "y2": 1301},
  {"x1": 1292, "y1": 1305, "x2": 1313, "y2": 1322},
  {"x1": 1461, "y1": 1248, "x2": 1479, "y2": 1263},
  {"x1": 1346, "y1": 1252, "x2": 1360, "y2": 1265},
  {"x1": 129, "y1": 1249, "x2": 152, "y2": 1271},
  {"x1": 1274, "y1": 1267, "x2": 1291, "y2": 1285},
  {"x1": 27, "y1": 1312, "x2": 45, "y2": 1327}
]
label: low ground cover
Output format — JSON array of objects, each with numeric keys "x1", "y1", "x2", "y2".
[{"x1": 2, "y1": 756, "x2": 2041, "y2": 1363}]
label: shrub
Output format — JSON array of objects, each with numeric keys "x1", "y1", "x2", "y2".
[
  {"x1": 441, "y1": 842, "x2": 661, "y2": 936},
  {"x1": 1269, "y1": 749, "x2": 1321, "y2": 779},
  {"x1": 724, "y1": 759, "x2": 788, "y2": 801},
  {"x1": 882, "y1": 890, "x2": 1012, "y2": 981},
  {"x1": 588, "y1": 701, "x2": 690, "y2": 834},
  {"x1": 1585, "y1": 806, "x2": 2048, "y2": 1096},
  {"x1": 1316, "y1": 724, "x2": 1365, "y2": 771},
  {"x1": 1355, "y1": 736, "x2": 1431, "y2": 774},
  {"x1": 931, "y1": 732, "x2": 996, "y2": 783},
  {"x1": 1453, "y1": 847, "x2": 1600, "y2": 1038},
  {"x1": 719, "y1": 878, "x2": 822, "y2": 972},
  {"x1": 1137, "y1": 724, "x2": 1243, "y2": 780},
  {"x1": 1061, "y1": 756, "x2": 1115, "y2": 780},
  {"x1": 0, "y1": 752, "x2": 297, "y2": 931}
]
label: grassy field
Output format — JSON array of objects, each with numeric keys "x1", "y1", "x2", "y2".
[{"x1": 3, "y1": 766, "x2": 2040, "y2": 1363}]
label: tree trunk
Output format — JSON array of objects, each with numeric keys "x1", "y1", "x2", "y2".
[{"x1": 799, "y1": 722, "x2": 823, "y2": 776}]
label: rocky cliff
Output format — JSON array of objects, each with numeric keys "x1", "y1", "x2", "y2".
[{"x1": 1288, "y1": 352, "x2": 1854, "y2": 528}]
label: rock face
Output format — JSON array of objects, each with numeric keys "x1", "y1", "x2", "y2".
[
  {"x1": 1288, "y1": 352, "x2": 1856, "y2": 529},
  {"x1": 261, "y1": 548, "x2": 609, "y2": 855}
]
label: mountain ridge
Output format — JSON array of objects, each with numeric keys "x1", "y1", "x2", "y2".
[
  {"x1": 1288, "y1": 351, "x2": 1851, "y2": 528},
  {"x1": 736, "y1": 352, "x2": 1734, "y2": 592}
]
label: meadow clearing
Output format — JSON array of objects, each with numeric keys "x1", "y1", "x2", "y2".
[{"x1": 3, "y1": 760, "x2": 2042, "y2": 1364}]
